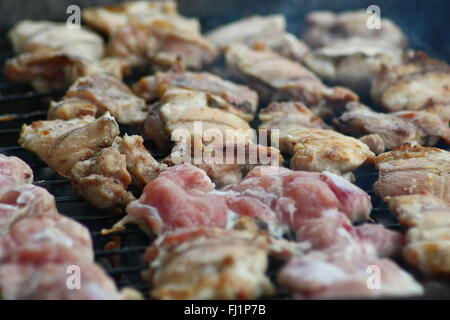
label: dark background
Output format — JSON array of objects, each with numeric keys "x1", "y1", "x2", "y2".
[{"x1": 0, "y1": 0, "x2": 449, "y2": 60}]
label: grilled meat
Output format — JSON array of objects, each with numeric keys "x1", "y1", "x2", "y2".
[{"x1": 0, "y1": 154, "x2": 33, "y2": 195}]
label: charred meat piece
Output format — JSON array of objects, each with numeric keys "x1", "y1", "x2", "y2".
[
  {"x1": 225, "y1": 43, "x2": 358, "y2": 110},
  {"x1": 133, "y1": 67, "x2": 258, "y2": 121},
  {"x1": 70, "y1": 147, "x2": 135, "y2": 210},
  {"x1": 206, "y1": 15, "x2": 309, "y2": 61},
  {"x1": 143, "y1": 227, "x2": 274, "y2": 300},
  {"x1": 19, "y1": 113, "x2": 119, "y2": 177},
  {"x1": 106, "y1": 19, "x2": 217, "y2": 69},
  {"x1": 374, "y1": 146, "x2": 450, "y2": 205},
  {"x1": 334, "y1": 102, "x2": 450, "y2": 152},
  {"x1": 48, "y1": 73, "x2": 148, "y2": 125},
  {"x1": 303, "y1": 10, "x2": 408, "y2": 49},
  {"x1": 303, "y1": 38, "x2": 402, "y2": 96},
  {"x1": 83, "y1": 0, "x2": 199, "y2": 36},
  {"x1": 371, "y1": 51, "x2": 450, "y2": 121}
]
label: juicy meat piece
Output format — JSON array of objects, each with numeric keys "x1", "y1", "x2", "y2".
[
  {"x1": 0, "y1": 154, "x2": 33, "y2": 195},
  {"x1": 281, "y1": 129, "x2": 375, "y2": 175},
  {"x1": 165, "y1": 140, "x2": 283, "y2": 187},
  {"x1": 143, "y1": 227, "x2": 274, "y2": 300},
  {"x1": 111, "y1": 164, "x2": 230, "y2": 236},
  {"x1": 19, "y1": 113, "x2": 119, "y2": 177},
  {"x1": 359, "y1": 134, "x2": 385, "y2": 155},
  {"x1": 8, "y1": 20, "x2": 104, "y2": 60},
  {"x1": 374, "y1": 146, "x2": 450, "y2": 204},
  {"x1": 0, "y1": 262, "x2": 127, "y2": 300},
  {"x1": 70, "y1": 147, "x2": 135, "y2": 209},
  {"x1": 371, "y1": 51, "x2": 450, "y2": 121},
  {"x1": 141, "y1": 87, "x2": 254, "y2": 153},
  {"x1": 334, "y1": 102, "x2": 450, "y2": 151},
  {"x1": 133, "y1": 68, "x2": 258, "y2": 121},
  {"x1": 303, "y1": 10, "x2": 408, "y2": 49},
  {"x1": 83, "y1": 0, "x2": 199, "y2": 36},
  {"x1": 206, "y1": 15, "x2": 309, "y2": 61},
  {"x1": 49, "y1": 73, "x2": 148, "y2": 125},
  {"x1": 278, "y1": 251, "x2": 423, "y2": 299},
  {"x1": 225, "y1": 43, "x2": 358, "y2": 109},
  {"x1": 106, "y1": 19, "x2": 217, "y2": 69},
  {"x1": 112, "y1": 134, "x2": 166, "y2": 189},
  {"x1": 303, "y1": 38, "x2": 402, "y2": 96}
]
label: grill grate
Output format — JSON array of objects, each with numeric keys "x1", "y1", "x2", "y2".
[{"x1": 1, "y1": 40, "x2": 450, "y2": 300}]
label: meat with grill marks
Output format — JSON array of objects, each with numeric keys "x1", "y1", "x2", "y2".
[
  {"x1": 334, "y1": 102, "x2": 450, "y2": 153},
  {"x1": 371, "y1": 51, "x2": 450, "y2": 121},
  {"x1": 133, "y1": 65, "x2": 259, "y2": 122},
  {"x1": 225, "y1": 43, "x2": 358, "y2": 111},
  {"x1": 48, "y1": 73, "x2": 148, "y2": 125},
  {"x1": 206, "y1": 15, "x2": 309, "y2": 61},
  {"x1": 374, "y1": 146, "x2": 450, "y2": 205}
]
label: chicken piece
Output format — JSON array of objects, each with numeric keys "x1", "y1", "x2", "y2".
[
  {"x1": 19, "y1": 113, "x2": 119, "y2": 177},
  {"x1": 359, "y1": 134, "x2": 385, "y2": 155},
  {"x1": 371, "y1": 51, "x2": 450, "y2": 121},
  {"x1": 141, "y1": 87, "x2": 254, "y2": 153},
  {"x1": 142, "y1": 227, "x2": 274, "y2": 300},
  {"x1": 112, "y1": 135, "x2": 166, "y2": 189},
  {"x1": 334, "y1": 102, "x2": 450, "y2": 151},
  {"x1": 280, "y1": 129, "x2": 375, "y2": 175},
  {"x1": 83, "y1": 0, "x2": 199, "y2": 36},
  {"x1": 0, "y1": 154, "x2": 33, "y2": 195},
  {"x1": 106, "y1": 19, "x2": 217, "y2": 69},
  {"x1": 374, "y1": 146, "x2": 450, "y2": 204},
  {"x1": 225, "y1": 43, "x2": 358, "y2": 110},
  {"x1": 49, "y1": 73, "x2": 148, "y2": 125},
  {"x1": 278, "y1": 250, "x2": 423, "y2": 299},
  {"x1": 206, "y1": 15, "x2": 309, "y2": 61},
  {"x1": 303, "y1": 10, "x2": 408, "y2": 49},
  {"x1": 165, "y1": 139, "x2": 283, "y2": 187},
  {"x1": 133, "y1": 67, "x2": 258, "y2": 121},
  {"x1": 70, "y1": 147, "x2": 135, "y2": 210},
  {"x1": 8, "y1": 20, "x2": 104, "y2": 60},
  {"x1": 303, "y1": 38, "x2": 403, "y2": 96}
]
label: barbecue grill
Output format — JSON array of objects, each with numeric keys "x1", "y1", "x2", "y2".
[{"x1": 0, "y1": 0, "x2": 449, "y2": 299}]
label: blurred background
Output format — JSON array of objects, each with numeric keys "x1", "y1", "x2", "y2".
[{"x1": 0, "y1": 0, "x2": 449, "y2": 60}]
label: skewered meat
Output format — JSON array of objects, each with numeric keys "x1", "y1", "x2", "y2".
[
  {"x1": 133, "y1": 66, "x2": 259, "y2": 121},
  {"x1": 83, "y1": 0, "x2": 200, "y2": 36},
  {"x1": 334, "y1": 102, "x2": 450, "y2": 152},
  {"x1": 141, "y1": 87, "x2": 254, "y2": 153},
  {"x1": 206, "y1": 15, "x2": 309, "y2": 61},
  {"x1": 374, "y1": 146, "x2": 450, "y2": 204},
  {"x1": 303, "y1": 38, "x2": 402, "y2": 96},
  {"x1": 70, "y1": 147, "x2": 135, "y2": 210},
  {"x1": 106, "y1": 19, "x2": 217, "y2": 69},
  {"x1": 371, "y1": 51, "x2": 450, "y2": 121},
  {"x1": 225, "y1": 43, "x2": 358, "y2": 109},
  {"x1": 48, "y1": 73, "x2": 148, "y2": 125},
  {"x1": 280, "y1": 128, "x2": 375, "y2": 175},
  {"x1": 303, "y1": 10, "x2": 408, "y2": 49},
  {"x1": 8, "y1": 20, "x2": 104, "y2": 60},
  {"x1": 142, "y1": 227, "x2": 274, "y2": 300},
  {"x1": 19, "y1": 113, "x2": 119, "y2": 177}
]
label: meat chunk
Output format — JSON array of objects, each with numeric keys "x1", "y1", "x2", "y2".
[
  {"x1": 142, "y1": 227, "x2": 274, "y2": 300},
  {"x1": 359, "y1": 134, "x2": 385, "y2": 155},
  {"x1": 303, "y1": 38, "x2": 402, "y2": 96},
  {"x1": 225, "y1": 43, "x2": 358, "y2": 109},
  {"x1": 19, "y1": 113, "x2": 119, "y2": 177},
  {"x1": 48, "y1": 73, "x2": 148, "y2": 125},
  {"x1": 374, "y1": 146, "x2": 450, "y2": 204},
  {"x1": 106, "y1": 19, "x2": 217, "y2": 69},
  {"x1": 371, "y1": 51, "x2": 450, "y2": 121},
  {"x1": 206, "y1": 15, "x2": 309, "y2": 61},
  {"x1": 112, "y1": 134, "x2": 166, "y2": 189},
  {"x1": 83, "y1": 0, "x2": 199, "y2": 36},
  {"x1": 303, "y1": 10, "x2": 408, "y2": 49},
  {"x1": 281, "y1": 129, "x2": 375, "y2": 175},
  {"x1": 0, "y1": 154, "x2": 33, "y2": 195},
  {"x1": 334, "y1": 102, "x2": 450, "y2": 151},
  {"x1": 70, "y1": 147, "x2": 135, "y2": 209},
  {"x1": 133, "y1": 68, "x2": 258, "y2": 121}
]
